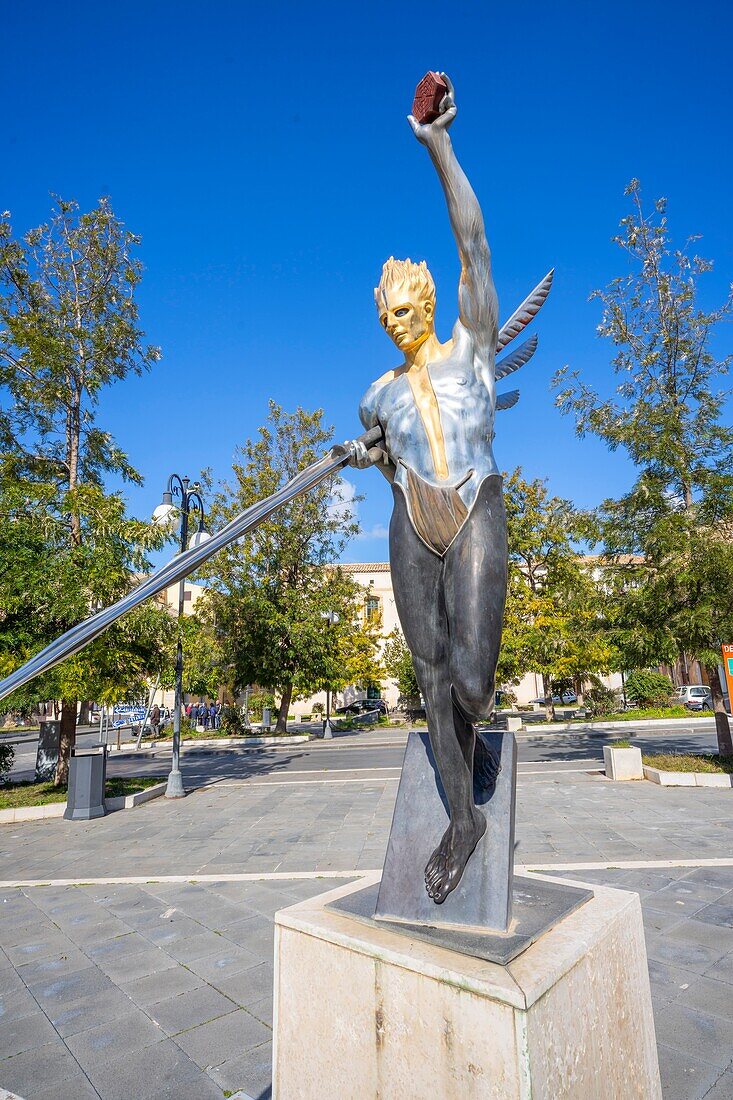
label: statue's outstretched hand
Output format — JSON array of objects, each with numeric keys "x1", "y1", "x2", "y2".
[
  {"x1": 346, "y1": 439, "x2": 383, "y2": 469},
  {"x1": 338, "y1": 425, "x2": 388, "y2": 470},
  {"x1": 408, "y1": 72, "x2": 457, "y2": 145}
]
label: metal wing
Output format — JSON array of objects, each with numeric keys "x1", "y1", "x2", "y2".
[
  {"x1": 495, "y1": 334, "x2": 538, "y2": 381},
  {"x1": 496, "y1": 269, "x2": 554, "y2": 352},
  {"x1": 496, "y1": 390, "x2": 520, "y2": 411}
]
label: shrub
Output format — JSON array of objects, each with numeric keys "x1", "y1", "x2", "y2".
[
  {"x1": 219, "y1": 706, "x2": 245, "y2": 736},
  {"x1": 624, "y1": 670, "x2": 674, "y2": 707},
  {"x1": 0, "y1": 743, "x2": 14, "y2": 784},
  {"x1": 584, "y1": 684, "x2": 618, "y2": 718},
  {"x1": 248, "y1": 688, "x2": 275, "y2": 721},
  {"x1": 312, "y1": 702, "x2": 324, "y2": 715}
]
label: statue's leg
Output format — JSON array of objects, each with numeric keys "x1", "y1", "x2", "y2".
[
  {"x1": 389, "y1": 488, "x2": 484, "y2": 904},
  {"x1": 420, "y1": 476, "x2": 507, "y2": 903},
  {"x1": 444, "y1": 472, "x2": 508, "y2": 785}
]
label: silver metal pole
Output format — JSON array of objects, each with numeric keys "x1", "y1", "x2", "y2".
[
  {"x1": 0, "y1": 429, "x2": 382, "y2": 706},
  {"x1": 324, "y1": 684, "x2": 333, "y2": 739},
  {"x1": 166, "y1": 580, "x2": 186, "y2": 797}
]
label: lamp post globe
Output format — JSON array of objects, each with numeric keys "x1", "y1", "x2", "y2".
[
  {"x1": 189, "y1": 528, "x2": 211, "y2": 549},
  {"x1": 152, "y1": 501, "x2": 176, "y2": 526}
]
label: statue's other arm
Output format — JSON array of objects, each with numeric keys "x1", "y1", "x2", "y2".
[{"x1": 409, "y1": 75, "x2": 498, "y2": 359}]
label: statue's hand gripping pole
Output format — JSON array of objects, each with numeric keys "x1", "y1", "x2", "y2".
[{"x1": 0, "y1": 426, "x2": 384, "y2": 703}]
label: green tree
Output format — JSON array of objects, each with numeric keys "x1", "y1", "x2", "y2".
[
  {"x1": 502, "y1": 470, "x2": 617, "y2": 720},
  {"x1": 554, "y1": 179, "x2": 733, "y2": 753},
  {"x1": 200, "y1": 403, "x2": 361, "y2": 732},
  {"x1": 383, "y1": 628, "x2": 419, "y2": 701},
  {"x1": 335, "y1": 606, "x2": 385, "y2": 697},
  {"x1": 160, "y1": 613, "x2": 225, "y2": 703},
  {"x1": 624, "y1": 669, "x2": 674, "y2": 707},
  {"x1": 0, "y1": 198, "x2": 168, "y2": 781}
]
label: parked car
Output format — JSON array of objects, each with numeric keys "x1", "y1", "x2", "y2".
[
  {"x1": 530, "y1": 692, "x2": 577, "y2": 706},
  {"x1": 674, "y1": 685, "x2": 712, "y2": 711},
  {"x1": 335, "y1": 699, "x2": 388, "y2": 717}
]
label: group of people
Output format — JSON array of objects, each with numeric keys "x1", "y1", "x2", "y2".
[{"x1": 185, "y1": 701, "x2": 222, "y2": 730}]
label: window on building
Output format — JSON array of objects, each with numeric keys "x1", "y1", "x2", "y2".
[{"x1": 365, "y1": 594, "x2": 380, "y2": 622}]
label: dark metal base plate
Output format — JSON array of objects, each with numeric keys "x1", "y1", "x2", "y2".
[{"x1": 327, "y1": 875, "x2": 593, "y2": 966}]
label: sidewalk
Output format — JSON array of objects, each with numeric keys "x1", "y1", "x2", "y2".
[
  {"x1": 1, "y1": 766, "x2": 732, "y2": 1098},
  {"x1": 2, "y1": 768, "x2": 731, "y2": 881}
]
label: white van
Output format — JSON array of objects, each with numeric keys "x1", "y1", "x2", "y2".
[{"x1": 674, "y1": 685, "x2": 711, "y2": 710}]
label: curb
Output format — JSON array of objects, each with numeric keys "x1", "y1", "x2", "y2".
[
  {"x1": 111, "y1": 735, "x2": 312, "y2": 756},
  {"x1": 643, "y1": 765, "x2": 733, "y2": 788},
  {"x1": 0, "y1": 781, "x2": 168, "y2": 824},
  {"x1": 516, "y1": 716, "x2": 716, "y2": 734}
]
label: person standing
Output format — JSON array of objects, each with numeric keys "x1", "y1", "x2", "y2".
[{"x1": 150, "y1": 703, "x2": 161, "y2": 738}]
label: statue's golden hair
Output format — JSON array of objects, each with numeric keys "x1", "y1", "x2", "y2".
[{"x1": 374, "y1": 257, "x2": 436, "y2": 309}]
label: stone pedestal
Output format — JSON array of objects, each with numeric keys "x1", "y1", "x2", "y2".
[
  {"x1": 273, "y1": 873, "x2": 661, "y2": 1100},
  {"x1": 376, "y1": 731, "x2": 516, "y2": 932}
]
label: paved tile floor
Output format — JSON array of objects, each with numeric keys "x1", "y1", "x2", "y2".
[
  {"x1": 2, "y1": 869, "x2": 733, "y2": 1098},
  {"x1": 2, "y1": 769, "x2": 732, "y2": 883},
  {"x1": 0, "y1": 876, "x2": 336, "y2": 1099},
  {"x1": 0, "y1": 770, "x2": 732, "y2": 1097}
]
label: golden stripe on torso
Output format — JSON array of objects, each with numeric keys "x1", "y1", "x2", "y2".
[{"x1": 406, "y1": 367, "x2": 449, "y2": 481}]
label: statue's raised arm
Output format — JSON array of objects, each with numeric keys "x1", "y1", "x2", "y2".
[{"x1": 408, "y1": 73, "x2": 498, "y2": 363}]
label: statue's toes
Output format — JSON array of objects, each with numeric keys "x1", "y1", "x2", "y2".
[
  {"x1": 425, "y1": 856, "x2": 447, "y2": 895},
  {"x1": 428, "y1": 866, "x2": 454, "y2": 904},
  {"x1": 424, "y1": 842, "x2": 445, "y2": 883},
  {"x1": 474, "y1": 743, "x2": 501, "y2": 793}
]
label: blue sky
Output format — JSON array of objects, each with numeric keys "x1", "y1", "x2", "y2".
[{"x1": 4, "y1": 0, "x2": 732, "y2": 563}]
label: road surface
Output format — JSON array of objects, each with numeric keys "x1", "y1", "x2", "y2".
[{"x1": 5, "y1": 720, "x2": 723, "y2": 786}]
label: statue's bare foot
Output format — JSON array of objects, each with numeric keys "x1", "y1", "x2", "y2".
[
  {"x1": 424, "y1": 813, "x2": 486, "y2": 904},
  {"x1": 473, "y1": 735, "x2": 501, "y2": 794}
]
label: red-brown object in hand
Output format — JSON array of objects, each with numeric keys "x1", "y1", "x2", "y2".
[{"x1": 412, "y1": 71, "x2": 448, "y2": 124}]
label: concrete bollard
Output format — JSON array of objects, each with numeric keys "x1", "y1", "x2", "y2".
[{"x1": 603, "y1": 745, "x2": 644, "y2": 781}]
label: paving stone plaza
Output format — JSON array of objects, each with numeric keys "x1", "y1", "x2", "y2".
[{"x1": 1, "y1": 752, "x2": 732, "y2": 1098}]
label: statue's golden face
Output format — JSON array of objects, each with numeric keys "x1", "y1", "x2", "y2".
[{"x1": 377, "y1": 282, "x2": 434, "y2": 353}]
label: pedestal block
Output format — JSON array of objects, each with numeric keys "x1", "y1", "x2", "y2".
[
  {"x1": 273, "y1": 873, "x2": 661, "y2": 1100},
  {"x1": 376, "y1": 731, "x2": 516, "y2": 933}
]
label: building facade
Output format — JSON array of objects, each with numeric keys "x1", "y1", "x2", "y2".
[{"x1": 300, "y1": 562, "x2": 625, "y2": 713}]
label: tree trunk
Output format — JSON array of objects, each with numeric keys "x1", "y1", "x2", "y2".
[
  {"x1": 78, "y1": 700, "x2": 91, "y2": 726},
  {"x1": 541, "y1": 673, "x2": 556, "y2": 722},
  {"x1": 55, "y1": 698, "x2": 78, "y2": 786},
  {"x1": 275, "y1": 683, "x2": 293, "y2": 734},
  {"x1": 572, "y1": 675, "x2": 585, "y2": 707},
  {"x1": 704, "y1": 664, "x2": 733, "y2": 756}
]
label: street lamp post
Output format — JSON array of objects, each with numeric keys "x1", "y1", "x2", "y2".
[
  {"x1": 320, "y1": 611, "x2": 340, "y2": 739},
  {"x1": 153, "y1": 475, "x2": 208, "y2": 798}
]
